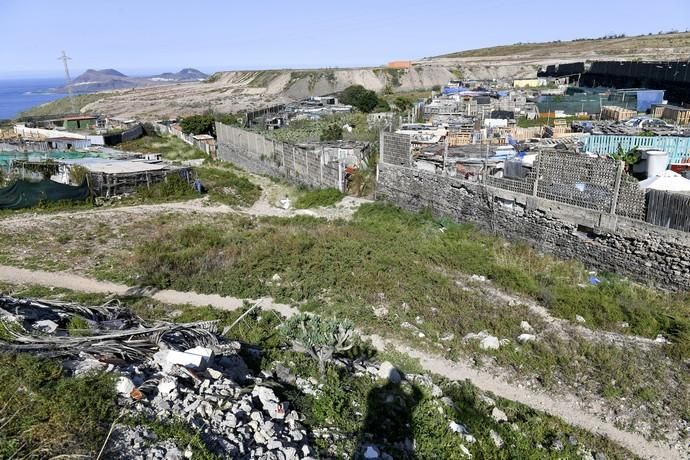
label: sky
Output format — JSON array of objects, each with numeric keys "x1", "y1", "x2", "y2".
[{"x1": 1, "y1": 0, "x2": 689, "y2": 78}]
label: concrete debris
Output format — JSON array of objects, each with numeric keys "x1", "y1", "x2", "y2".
[
  {"x1": 469, "y1": 274, "x2": 487, "y2": 283},
  {"x1": 116, "y1": 376, "x2": 136, "y2": 396},
  {"x1": 575, "y1": 315, "x2": 586, "y2": 324},
  {"x1": 33, "y1": 319, "x2": 59, "y2": 333},
  {"x1": 440, "y1": 332, "x2": 455, "y2": 342}
]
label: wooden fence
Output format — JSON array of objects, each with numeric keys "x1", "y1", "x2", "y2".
[{"x1": 646, "y1": 189, "x2": 690, "y2": 232}]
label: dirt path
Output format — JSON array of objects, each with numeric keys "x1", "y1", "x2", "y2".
[
  {"x1": 0, "y1": 194, "x2": 371, "y2": 230},
  {"x1": 0, "y1": 264, "x2": 680, "y2": 460}
]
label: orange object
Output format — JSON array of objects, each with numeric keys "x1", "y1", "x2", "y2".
[{"x1": 387, "y1": 61, "x2": 412, "y2": 69}]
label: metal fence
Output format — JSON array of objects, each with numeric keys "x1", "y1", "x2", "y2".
[{"x1": 582, "y1": 135, "x2": 690, "y2": 165}]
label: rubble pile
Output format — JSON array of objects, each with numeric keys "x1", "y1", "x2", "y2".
[{"x1": 0, "y1": 295, "x2": 315, "y2": 459}]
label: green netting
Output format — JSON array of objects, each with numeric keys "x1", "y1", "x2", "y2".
[{"x1": 0, "y1": 180, "x2": 91, "y2": 210}]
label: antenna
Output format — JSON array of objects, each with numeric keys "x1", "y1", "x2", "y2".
[{"x1": 58, "y1": 50, "x2": 77, "y2": 114}]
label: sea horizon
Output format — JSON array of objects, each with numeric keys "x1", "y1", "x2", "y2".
[{"x1": 0, "y1": 77, "x2": 68, "y2": 120}]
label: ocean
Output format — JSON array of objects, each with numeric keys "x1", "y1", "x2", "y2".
[{"x1": 0, "y1": 77, "x2": 67, "y2": 120}]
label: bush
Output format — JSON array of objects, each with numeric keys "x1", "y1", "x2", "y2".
[
  {"x1": 180, "y1": 114, "x2": 214, "y2": 135},
  {"x1": 320, "y1": 123, "x2": 343, "y2": 141},
  {"x1": 339, "y1": 85, "x2": 380, "y2": 113}
]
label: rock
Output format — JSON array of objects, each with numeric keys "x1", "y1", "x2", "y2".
[
  {"x1": 517, "y1": 333, "x2": 536, "y2": 344},
  {"x1": 459, "y1": 444, "x2": 472, "y2": 457},
  {"x1": 479, "y1": 335, "x2": 500, "y2": 350},
  {"x1": 271, "y1": 273, "x2": 282, "y2": 282},
  {"x1": 363, "y1": 445, "x2": 380, "y2": 459},
  {"x1": 449, "y1": 421, "x2": 470, "y2": 434},
  {"x1": 575, "y1": 315, "x2": 586, "y2": 324},
  {"x1": 33, "y1": 319, "x2": 58, "y2": 333},
  {"x1": 274, "y1": 362, "x2": 296, "y2": 385},
  {"x1": 157, "y1": 378, "x2": 177, "y2": 396},
  {"x1": 377, "y1": 361, "x2": 401, "y2": 384},
  {"x1": 491, "y1": 407, "x2": 508, "y2": 422},
  {"x1": 594, "y1": 453, "x2": 606, "y2": 460},
  {"x1": 490, "y1": 429, "x2": 504, "y2": 448},
  {"x1": 550, "y1": 438, "x2": 563, "y2": 451},
  {"x1": 568, "y1": 435, "x2": 578, "y2": 446},
  {"x1": 372, "y1": 305, "x2": 389, "y2": 318},
  {"x1": 116, "y1": 377, "x2": 135, "y2": 396},
  {"x1": 654, "y1": 334, "x2": 670, "y2": 344},
  {"x1": 520, "y1": 321, "x2": 533, "y2": 333},
  {"x1": 470, "y1": 274, "x2": 487, "y2": 282},
  {"x1": 206, "y1": 368, "x2": 223, "y2": 380},
  {"x1": 279, "y1": 197, "x2": 292, "y2": 210},
  {"x1": 440, "y1": 332, "x2": 455, "y2": 341}
]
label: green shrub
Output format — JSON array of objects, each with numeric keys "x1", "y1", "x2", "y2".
[
  {"x1": 294, "y1": 188, "x2": 344, "y2": 208},
  {"x1": 0, "y1": 354, "x2": 117, "y2": 458}
]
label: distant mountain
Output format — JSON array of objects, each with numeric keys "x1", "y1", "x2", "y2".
[
  {"x1": 148, "y1": 68, "x2": 208, "y2": 82},
  {"x1": 60, "y1": 68, "x2": 208, "y2": 93}
]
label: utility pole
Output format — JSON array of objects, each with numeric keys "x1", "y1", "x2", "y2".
[{"x1": 58, "y1": 50, "x2": 77, "y2": 114}]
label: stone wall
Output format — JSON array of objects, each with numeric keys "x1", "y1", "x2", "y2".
[{"x1": 377, "y1": 163, "x2": 690, "y2": 291}]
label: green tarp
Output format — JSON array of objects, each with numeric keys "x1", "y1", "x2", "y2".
[{"x1": 0, "y1": 180, "x2": 91, "y2": 210}]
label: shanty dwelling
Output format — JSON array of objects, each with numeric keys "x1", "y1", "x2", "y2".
[
  {"x1": 55, "y1": 158, "x2": 193, "y2": 197},
  {"x1": 47, "y1": 137, "x2": 92, "y2": 151}
]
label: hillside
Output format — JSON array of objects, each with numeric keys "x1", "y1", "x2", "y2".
[
  {"x1": 419, "y1": 31, "x2": 690, "y2": 80},
  {"x1": 82, "y1": 66, "x2": 456, "y2": 119},
  {"x1": 435, "y1": 31, "x2": 690, "y2": 59},
  {"x1": 37, "y1": 31, "x2": 690, "y2": 120}
]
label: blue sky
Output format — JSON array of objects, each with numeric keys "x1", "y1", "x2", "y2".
[{"x1": 1, "y1": 0, "x2": 689, "y2": 78}]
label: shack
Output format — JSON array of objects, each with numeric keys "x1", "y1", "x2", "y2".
[{"x1": 57, "y1": 158, "x2": 193, "y2": 197}]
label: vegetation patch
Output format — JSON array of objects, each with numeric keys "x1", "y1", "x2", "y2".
[
  {"x1": 18, "y1": 92, "x2": 115, "y2": 119},
  {"x1": 294, "y1": 188, "x2": 344, "y2": 208},
  {"x1": 118, "y1": 133, "x2": 206, "y2": 161},
  {"x1": 0, "y1": 353, "x2": 117, "y2": 459}
]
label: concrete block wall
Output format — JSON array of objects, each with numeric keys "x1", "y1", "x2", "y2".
[
  {"x1": 216, "y1": 122, "x2": 343, "y2": 191},
  {"x1": 377, "y1": 163, "x2": 690, "y2": 291}
]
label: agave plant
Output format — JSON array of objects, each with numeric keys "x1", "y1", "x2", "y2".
[{"x1": 280, "y1": 313, "x2": 355, "y2": 373}]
